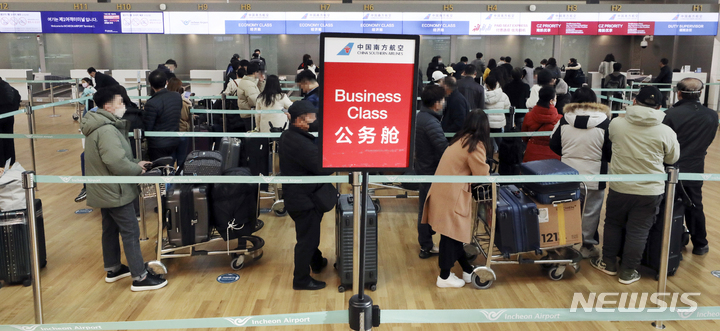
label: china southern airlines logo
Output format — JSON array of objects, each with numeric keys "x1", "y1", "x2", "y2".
[
  {"x1": 547, "y1": 14, "x2": 555, "y2": 20},
  {"x1": 337, "y1": 43, "x2": 354, "y2": 55},
  {"x1": 486, "y1": 14, "x2": 493, "y2": 19},
  {"x1": 364, "y1": 14, "x2": 370, "y2": 19},
  {"x1": 181, "y1": 20, "x2": 191, "y2": 26},
  {"x1": 609, "y1": 14, "x2": 616, "y2": 20},
  {"x1": 424, "y1": 14, "x2": 431, "y2": 19},
  {"x1": 302, "y1": 13, "x2": 308, "y2": 19},
  {"x1": 672, "y1": 14, "x2": 679, "y2": 20},
  {"x1": 226, "y1": 317, "x2": 253, "y2": 326},
  {"x1": 241, "y1": 13, "x2": 247, "y2": 19},
  {"x1": 481, "y1": 310, "x2": 506, "y2": 321}
]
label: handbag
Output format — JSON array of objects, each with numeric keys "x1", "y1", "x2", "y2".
[{"x1": 312, "y1": 183, "x2": 338, "y2": 213}]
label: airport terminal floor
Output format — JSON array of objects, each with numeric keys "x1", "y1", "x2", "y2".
[{"x1": 1, "y1": 105, "x2": 720, "y2": 330}]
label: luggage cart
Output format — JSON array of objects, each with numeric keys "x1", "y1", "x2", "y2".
[
  {"x1": 259, "y1": 136, "x2": 287, "y2": 217},
  {"x1": 466, "y1": 183, "x2": 582, "y2": 289},
  {"x1": 141, "y1": 163, "x2": 265, "y2": 272}
]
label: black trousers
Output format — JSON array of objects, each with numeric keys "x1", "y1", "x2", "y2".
[
  {"x1": 0, "y1": 118, "x2": 15, "y2": 165},
  {"x1": 438, "y1": 235, "x2": 471, "y2": 272},
  {"x1": 417, "y1": 183, "x2": 434, "y2": 251},
  {"x1": 288, "y1": 208, "x2": 324, "y2": 284},
  {"x1": 602, "y1": 190, "x2": 662, "y2": 272},
  {"x1": 682, "y1": 184, "x2": 707, "y2": 247}
]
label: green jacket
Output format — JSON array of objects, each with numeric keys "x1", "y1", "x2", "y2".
[
  {"x1": 608, "y1": 105, "x2": 680, "y2": 196},
  {"x1": 81, "y1": 109, "x2": 142, "y2": 208}
]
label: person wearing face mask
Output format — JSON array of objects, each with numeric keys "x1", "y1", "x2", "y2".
[
  {"x1": 414, "y1": 85, "x2": 449, "y2": 259},
  {"x1": 233, "y1": 62, "x2": 266, "y2": 132},
  {"x1": 156, "y1": 59, "x2": 177, "y2": 80},
  {"x1": 81, "y1": 88, "x2": 167, "y2": 292},
  {"x1": 295, "y1": 69, "x2": 320, "y2": 108},
  {"x1": 80, "y1": 77, "x2": 97, "y2": 112},
  {"x1": 522, "y1": 85, "x2": 562, "y2": 162},
  {"x1": 279, "y1": 100, "x2": 337, "y2": 290},
  {"x1": 143, "y1": 70, "x2": 182, "y2": 162}
]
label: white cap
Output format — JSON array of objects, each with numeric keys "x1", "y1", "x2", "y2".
[{"x1": 432, "y1": 70, "x2": 446, "y2": 82}]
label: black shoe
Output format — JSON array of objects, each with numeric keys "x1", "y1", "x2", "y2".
[
  {"x1": 692, "y1": 245, "x2": 709, "y2": 256},
  {"x1": 293, "y1": 277, "x2": 326, "y2": 291},
  {"x1": 419, "y1": 245, "x2": 439, "y2": 259},
  {"x1": 311, "y1": 257, "x2": 328, "y2": 274},
  {"x1": 105, "y1": 265, "x2": 131, "y2": 283},
  {"x1": 75, "y1": 188, "x2": 87, "y2": 203},
  {"x1": 254, "y1": 219, "x2": 264, "y2": 233},
  {"x1": 131, "y1": 274, "x2": 168, "y2": 292}
]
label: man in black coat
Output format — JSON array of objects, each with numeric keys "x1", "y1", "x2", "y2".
[
  {"x1": 653, "y1": 58, "x2": 673, "y2": 107},
  {"x1": 279, "y1": 101, "x2": 335, "y2": 290},
  {"x1": 441, "y1": 76, "x2": 470, "y2": 133},
  {"x1": 415, "y1": 85, "x2": 449, "y2": 259},
  {"x1": 143, "y1": 70, "x2": 182, "y2": 161},
  {"x1": 87, "y1": 67, "x2": 119, "y2": 90},
  {"x1": 500, "y1": 56, "x2": 514, "y2": 77},
  {"x1": 457, "y1": 64, "x2": 485, "y2": 110},
  {"x1": 452, "y1": 56, "x2": 468, "y2": 80},
  {"x1": 0, "y1": 77, "x2": 21, "y2": 165},
  {"x1": 662, "y1": 78, "x2": 718, "y2": 256}
]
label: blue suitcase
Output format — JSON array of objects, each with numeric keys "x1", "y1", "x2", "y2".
[
  {"x1": 495, "y1": 185, "x2": 541, "y2": 255},
  {"x1": 520, "y1": 159, "x2": 581, "y2": 204}
]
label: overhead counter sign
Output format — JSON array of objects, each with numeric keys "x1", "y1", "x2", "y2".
[{"x1": 319, "y1": 33, "x2": 419, "y2": 171}]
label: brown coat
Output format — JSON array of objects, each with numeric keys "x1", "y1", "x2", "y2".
[{"x1": 421, "y1": 137, "x2": 490, "y2": 243}]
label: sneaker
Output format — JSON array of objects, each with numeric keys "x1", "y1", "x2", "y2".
[
  {"x1": 618, "y1": 269, "x2": 641, "y2": 285},
  {"x1": 105, "y1": 265, "x2": 131, "y2": 283},
  {"x1": 580, "y1": 245, "x2": 600, "y2": 259},
  {"x1": 590, "y1": 257, "x2": 618, "y2": 276},
  {"x1": 462, "y1": 271, "x2": 473, "y2": 284},
  {"x1": 430, "y1": 245, "x2": 439, "y2": 254},
  {"x1": 419, "y1": 245, "x2": 439, "y2": 259},
  {"x1": 74, "y1": 188, "x2": 87, "y2": 203},
  {"x1": 436, "y1": 273, "x2": 465, "y2": 288},
  {"x1": 131, "y1": 274, "x2": 168, "y2": 292}
]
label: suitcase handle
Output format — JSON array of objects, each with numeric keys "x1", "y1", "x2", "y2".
[{"x1": 551, "y1": 199, "x2": 572, "y2": 206}]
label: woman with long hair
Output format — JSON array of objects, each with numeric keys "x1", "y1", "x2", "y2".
[
  {"x1": 256, "y1": 74, "x2": 293, "y2": 132},
  {"x1": 421, "y1": 109, "x2": 492, "y2": 288},
  {"x1": 522, "y1": 58, "x2": 535, "y2": 86},
  {"x1": 483, "y1": 58, "x2": 497, "y2": 81}
]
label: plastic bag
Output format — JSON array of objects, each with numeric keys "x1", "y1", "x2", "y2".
[{"x1": 0, "y1": 162, "x2": 27, "y2": 211}]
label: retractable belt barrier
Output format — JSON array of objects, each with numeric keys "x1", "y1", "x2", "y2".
[{"x1": 0, "y1": 109, "x2": 26, "y2": 120}]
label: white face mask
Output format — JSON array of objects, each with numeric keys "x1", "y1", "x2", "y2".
[
  {"x1": 114, "y1": 105, "x2": 127, "y2": 119},
  {"x1": 82, "y1": 83, "x2": 89, "y2": 88}
]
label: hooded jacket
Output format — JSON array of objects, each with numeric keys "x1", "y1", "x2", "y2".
[
  {"x1": 143, "y1": 88, "x2": 182, "y2": 148},
  {"x1": 522, "y1": 104, "x2": 562, "y2": 162},
  {"x1": 484, "y1": 85, "x2": 511, "y2": 129},
  {"x1": 564, "y1": 63, "x2": 583, "y2": 88},
  {"x1": 415, "y1": 107, "x2": 449, "y2": 175},
  {"x1": 526, "y1": 84, "x2": 543, "y2": 109},
  {"x1": 549, "y1": 103, "x2": 612, "y2": 190},
  {"x1": 662, "y1": 99, "x2": 718, "y2": 182},
  {"x1": 608, "y1": 105, "x2": 679, "y2": 196},
  {"x1": 81, "y1": 109, "x2": 142, "y2": 208}
]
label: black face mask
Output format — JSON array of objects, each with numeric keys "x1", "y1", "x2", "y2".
[{"x1": 308, "y1": 121, "x2": 320, "y2": 132}]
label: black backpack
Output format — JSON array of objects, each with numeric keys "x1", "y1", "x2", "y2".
[{"x1": 211, "y1": 167, "x2": 258, "y2": 241}]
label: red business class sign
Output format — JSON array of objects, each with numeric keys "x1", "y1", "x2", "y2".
[{"x1": 319, "y1": 33, "x2": 419, "y2": 170}]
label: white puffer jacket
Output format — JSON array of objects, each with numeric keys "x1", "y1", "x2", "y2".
[
  {"x1": 549, "y1": 103, "x2": 612, "y2": 190},
  {"x1": 484, "y1": 85, "x2": 511, "y2": 129}
]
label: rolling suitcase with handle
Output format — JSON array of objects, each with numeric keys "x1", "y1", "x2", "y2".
[
  {"x1": 335, "y1": 194, "x2": 378, "y2": 293},
  {"x1": 183, "y1": 150, "x2": 223, "y2": 176},
  {"x1": 219, "y1": 137, "x2": 242, "y2": 172},
  {"x1": 165, "y1": 184, "x2": 211, "y2": 247},
  {"x1": 0, "y1": 199, "x2": 47, "y2": 287},
  {"x1": 495, "y1": 185, "x2": 541, "y2": 255},
  {"x1": 520, "y1": 159, "x2": 581, "y2": 204},
  {"x1": 642, "y1": 194, "x2": 685, "y2": 278}
]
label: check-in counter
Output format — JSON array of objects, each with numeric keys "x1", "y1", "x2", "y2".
[
  {"x1": 190, "y1": 70, "x2": 224, "y2": 98},
  {"x1": 111, "y1": 70, "x2": 150, "y2": 97}
]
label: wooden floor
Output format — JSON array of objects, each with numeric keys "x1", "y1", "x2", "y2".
[{"x1": 2, "y1": 105, "x2": 720, "y2": 330}]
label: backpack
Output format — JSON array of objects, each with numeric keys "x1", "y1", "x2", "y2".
[
  {"x1": 211, "y1": 167, "x2": 258, "y2": 241},
  {"x1": 604, "y1": 74, "x2": 624, "y2": 99}
]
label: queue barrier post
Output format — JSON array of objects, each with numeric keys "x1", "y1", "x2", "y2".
[
  {"x1": 134, "y1": 128, "x2": 148, "y2": 241},
  {"x1": 221, "y1": 94, "x2": 227, "y2": 132},
  {"x1": 25, "y1": 104, "x2": 38, "y2": 176},
  {"x1": 653, "y1": 166, "x2": 679, "y2": 330},
  {"x1": 22, "y1": 171, "x2": 44, "y2": 324}
]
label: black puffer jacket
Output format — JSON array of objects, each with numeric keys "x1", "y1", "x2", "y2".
[
  {"x1": 143, "y1": 89, "x2": 182, "y2": 148},
  {"x1": 279, "y1": 126, "x2": 333, "y2": 212},
  {"x1": 415, "y1": 107, "x2": 449, "y2": 175},
  {"x1": 93, "y1": 72, "x2": 119, "y2": 90}
]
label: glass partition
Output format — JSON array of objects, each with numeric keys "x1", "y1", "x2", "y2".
[
  {"x1": 0, "y1": 34, "x2": 41, "y2": 72},
  {"x1": 420, "y1": 36, "x2": 450, "y2": 80}
]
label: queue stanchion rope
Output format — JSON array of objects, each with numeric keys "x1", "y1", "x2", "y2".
[{"x1": 7, "y1": 169, "x2": 720, "y2": 329}]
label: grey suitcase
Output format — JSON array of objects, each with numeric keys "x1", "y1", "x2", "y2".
[
  {"x1": 335, "y1": 194, "x2": 378, "y2": 293},
  {"x1": 219, "y1": 137, "x2": 242, "y2": 172},
  {"x1": 165, "y1": 184, "x2": 211, "y2": 246}
]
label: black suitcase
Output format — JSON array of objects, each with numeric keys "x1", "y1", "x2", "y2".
[
  {"x1": 0, "y1": 199, "x2": 47, "y2": 287},
  {"x1": 219, "y1": 137, "x2": 242, "y2": 172},
  {"x1": 211, "y1": 167, "x2": 258, "y2": 241},
  {"x1": 642, "y1": 194, "x2": 685, "y2": 278},
  {"x1": 520, "y1": 159, "x2": 581, "y2": 204},
  {"x1": 336, "y1": 194, "x2": 378, "y2": 293},
  {"x1": 183, "y1": 150, "x2": 223, "y2": 176},
  {"x1": 495, "y1": 185, "x2": 541, "y2": 255},
  {"x1": 165, "y1": 184, "x2": 211, "y2": 246},
  {"x1": 192, "y1": 123, "x2": 214, "y2": 151},
  {"x1": 241, "y1": 138, "x2": 271, "y2": 190}
]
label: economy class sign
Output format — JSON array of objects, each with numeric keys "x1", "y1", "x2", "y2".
[{"x1": 319, "y1": 33, "x2": 419, "y2": 171}]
